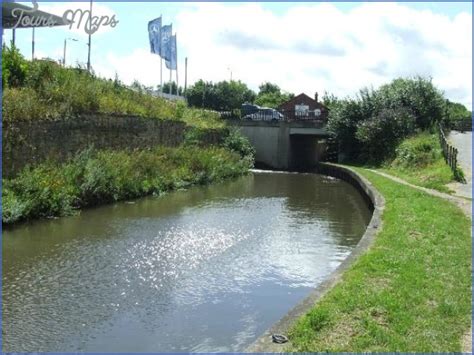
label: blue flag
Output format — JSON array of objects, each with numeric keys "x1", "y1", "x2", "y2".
[
  {"x1": 165, "y1": 34, "x2": 177, "y2": 70},
  {"x1": 160, "y1": 24, "x2": 172, "y2": 61},
  {"x1": 148, "y1": 17, "x2": 161, "y2": 55}
]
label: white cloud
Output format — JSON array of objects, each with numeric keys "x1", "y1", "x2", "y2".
[{"x1": 94, "y1": 2, "x2": 472, "y2": 108}]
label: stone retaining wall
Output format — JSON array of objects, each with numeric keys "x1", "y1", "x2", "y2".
[{"x1": 2, "y1": 115, "x2": 226, "y2": 178}]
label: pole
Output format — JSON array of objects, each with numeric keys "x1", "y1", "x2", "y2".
[
  {"x1": 63, "y1": 39, "x2": 67, "y2": 66},
  {"x1": 87, "y1": 0, "x2": 92, "y2": 71},
  {"x1": 175, "y1": 33, "x2": 179, "y2": 95},
  {"x1": 169, "y1": 68, "x2": 172, "y2": 95},
  {"x1": 184, "y1": 57, "x2": 188, "y2": 95},
  {"x1": 32, "y1": 27, "x2": 35, "y2": 60},
  {"x1": 12, "y1": 28, "x2": 16, "y2": 46},
  {"x1": 160, "y1": 58, "x2": 163, "y2": 94}
]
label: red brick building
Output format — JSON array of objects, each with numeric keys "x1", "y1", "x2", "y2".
[{"x1": 278, "y1": 92, "x2": 328, "y2": 121}]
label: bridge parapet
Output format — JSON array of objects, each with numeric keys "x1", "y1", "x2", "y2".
[
  {"x1": 229, "y1": 119, "x2": 333, "y2": 169},
  {"x1": 228, "y1": 118, "x2": 327, "y2": 130}
]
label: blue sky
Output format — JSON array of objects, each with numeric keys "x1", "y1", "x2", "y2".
[{"x1": 3, "y1": 2, "x2": 472, "y2": 107}]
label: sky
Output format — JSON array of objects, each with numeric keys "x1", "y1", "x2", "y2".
[{"x1": 3, "y1": 1, "x2": 473, "y2": 108}]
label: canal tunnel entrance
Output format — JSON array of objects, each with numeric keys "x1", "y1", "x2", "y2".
[{"x1": 289, "y1": 135, "x2": 328, "y2": 170}]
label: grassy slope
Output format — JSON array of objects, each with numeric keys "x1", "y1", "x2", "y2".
[
  {"x1": 380, "y1": 160, "x2": 454, "y2": 193},
  {"x1": 289, "y1": 168, "x2": 471, "y2": 352},
  {"x1": 2, "y1": 146, "x2": 252, "y2": 225},
  {"x1": 2, "y1": 56, "x2": 224, "y2": 129},
  {"x1": 380, "y1": 133, "x2": 456, "y2": 193}
]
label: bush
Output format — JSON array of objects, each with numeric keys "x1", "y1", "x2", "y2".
[
  {"x1": 327, "y1": 98, "x2": 366, "y2": 160},
  {"x1": 327, "y1": 76, "x2": 447, "y2": 163},
  {"x1": 376, "y1": 77, "x2": 445, "y2": 130},
  {"x1": 2, "y1": 87, "x2": 59, "y2": 121},
  {"x1": 356, "y1": 108, "x2": 416, "y2": 163},
  {"x1": 222, "y1": 128, "x2": 255, "y2": 160},
  {"x1": 2, "y1": 43, "x2": 28, "y2": 88},
  {"x1": 391, "y1": 133, "x2": 440, "y2": 168}
]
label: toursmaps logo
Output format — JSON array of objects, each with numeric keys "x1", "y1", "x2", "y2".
[{"x1": 10, "y1": 0, "x2": 119, "y2": 34}]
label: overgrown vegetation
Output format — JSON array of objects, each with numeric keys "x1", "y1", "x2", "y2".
[
  {"x1": 289, "y1": 169, "x2": 471, "y2": 352},
  {"x1": 381, "y1": 133, "x2": 457, "y2": 193},
  {"x1": 2, "y1": 145, "x2": 253, "y2": 225},
  {"x1": 1, "y1": 44, "x2": 222, "y2": 128},
  {"x1": 445, "y1": 99, "x2": 472, "y2": 124},
  {"x1": 327, "y1": 77, "x2": 449, "y2": 163}
]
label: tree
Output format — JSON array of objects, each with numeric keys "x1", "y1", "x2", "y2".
[
  {"x1": 254, "y1": 82, "x2": 294, "y2": 108},
  {"x1": 321, "y1": 92, "x2": 339, "y2": 111},
  {"x1": 445, "y1": 100, "x2": 471, "y2": 121},
  {"x1": 376, "y1": 76, "x2": 445, "y2": 129},
  {"x1": 258, "y1": 82, "x2": 281, "y2": 95},
  {"x1": 186, "y1": 79, "x2": 256, "y2": 111},
  {"x1": 356, "y1": 108, "x2": 416, "y2": 163},
  {"x1": 328, "y1": 76, "x2": 446, "y2": 163},
  {"x1": 160, "y1": 81, "x2": 183, "y2": 96}
]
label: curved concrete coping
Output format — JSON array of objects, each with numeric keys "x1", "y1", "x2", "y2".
[{"x1": 246, "y1": 163, "x2": 385, "y2": 352}]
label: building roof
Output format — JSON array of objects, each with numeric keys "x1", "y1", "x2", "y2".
[{"x1": 278, "y1": 93, "x2": 327, "y2": 110}]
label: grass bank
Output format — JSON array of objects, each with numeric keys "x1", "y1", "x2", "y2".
[
  {"x1": 289, "y1": 168, "x2": 471, "y2": 352},
  {"x1": 2, "y1": 145, "x2": 252, "y2": 225},
  {"x1": 380, "y1": 132, "x2": 457, "y2": 193},
  {"x1": 2, "y1": 45, "x2": 223, "y2": 129}
]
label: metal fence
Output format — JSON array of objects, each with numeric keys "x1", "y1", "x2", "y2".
[{"x1": 220, "y1": 109, "x2": 327, "y2": 123}]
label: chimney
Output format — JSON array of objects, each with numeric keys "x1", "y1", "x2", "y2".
[{"x1": 314, "y1": 92, "x2": 318, "y2": 102}]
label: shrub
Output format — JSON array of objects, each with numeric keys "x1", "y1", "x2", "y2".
[
  {"x1": 356, "y1": 108, "x2": 416, "y2": 163},
  {"x1": 2, "y1": 43, "x2": 28, "y2": 88},
  {"x1": 222, "y1": 128, "x2": 255, "y2": 160},
  {"x1": 327, "y1": 76, "x2": 447, "y2": 163},
  {"x1": 2, "y1": 87, "x2": 59, "y2": 121},
  {"x1": 327, "y1": 98, "x2": 366, "y2": 160},
  {"x1": 391, "y1": 133, "x2": 440, "y2": 168},
  {"x1": 376, "y1": 77, "x2": 445, "y2": 130}
]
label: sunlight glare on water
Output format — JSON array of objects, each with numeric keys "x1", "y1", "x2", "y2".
[{"x1": 3, "y1": 172, "x2": 371, "y2": 352}]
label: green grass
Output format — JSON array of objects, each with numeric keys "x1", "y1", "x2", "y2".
[
  {"x1": 289, "y1": 168, "x2": 471, "y2": 352},
  {"x1": 2, "y1": 146, "x2": 252, "y2": 225},
  {"x1": 380, "y1": 132, "x2": 457, "y2": 193},
  {"x1": 2, "y1": 46, "x2": 224, "y2": 129}
]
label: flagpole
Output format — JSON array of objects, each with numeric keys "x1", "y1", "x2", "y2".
[
  {"x1": 175, "y1": 33, "x2": 179, "y2": 96},
  {"x1": 184, "y1": 57, "x2": 188, "y2": 95},
  {"x1": 159, "y1": 14, "x2": 163, "y2": 95},
  {"x1": 169, "y1": 67, "x2": 172, "y2": 95},
  {"x1": 160, "y1": 58, "x2": 163, "y2": 94}
]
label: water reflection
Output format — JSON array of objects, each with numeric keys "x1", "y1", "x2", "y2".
[{"x1": 3, "y1": 171, "x2": 371, "y2": 352}]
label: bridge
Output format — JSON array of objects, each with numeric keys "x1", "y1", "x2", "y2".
[{"x1": 229, "y1": 118, "x2": 334, "y2": 170}]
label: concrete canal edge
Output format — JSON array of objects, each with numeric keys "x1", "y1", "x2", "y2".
[{"x1": 246, "y1": 163, "x2": 385, "y2": 352}]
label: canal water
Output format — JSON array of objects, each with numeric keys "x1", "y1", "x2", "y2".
[{"x1": 3, "y1": 171, "x2": 371, "y2": 352}]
